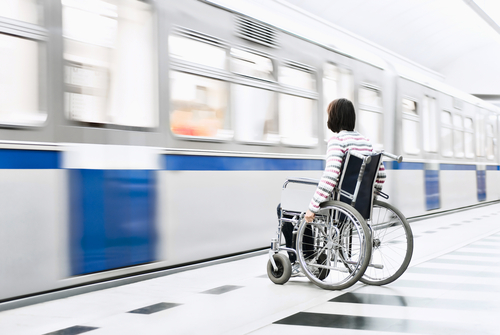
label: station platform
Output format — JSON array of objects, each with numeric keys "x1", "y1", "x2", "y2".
[{"x1": 1, "y1": 203, "x2": 500, "y2": 335}]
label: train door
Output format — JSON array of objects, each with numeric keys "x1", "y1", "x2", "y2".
[
  {"x1": 475, "y1": 107, "x2": 488, "y2": 201},
  {"x1": 386, "y1": 77, "x2": 426, "y2": 216},
  {"x1": 484, "y1": 109, "x2": 498, "y2": 201},
  {"x1": 421, "y1": 88, "x2": 440, "y2": 211},
  {"x1": 439, "y1": 96, "x2": 478, "y2": 209}
]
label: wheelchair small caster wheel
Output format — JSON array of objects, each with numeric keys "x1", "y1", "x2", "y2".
[{"x1": 267, "y1": 253, "x2": 291, "y2": 285}]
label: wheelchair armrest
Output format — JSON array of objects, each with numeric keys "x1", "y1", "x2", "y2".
[{"x1": 283, "y1": 177, "x2": 320, "y2": 189}]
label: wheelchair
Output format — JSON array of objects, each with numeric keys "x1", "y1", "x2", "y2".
[{"x1": 267, "y1": 150, "x2": 413, "y2": 290}]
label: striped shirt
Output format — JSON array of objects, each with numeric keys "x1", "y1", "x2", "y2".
[{"x1": 309, "y1": 130, "x2": 386, "y2": 213}]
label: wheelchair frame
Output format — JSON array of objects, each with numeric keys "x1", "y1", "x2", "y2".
[{"x1": 268, "y1": 150, "x2": 413, "y2": 290}]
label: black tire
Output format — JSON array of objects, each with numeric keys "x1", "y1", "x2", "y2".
[
  {"x1": 267, "y1": 253, "x2": 292, "y2": 285},
  {"x1": 360, "y1": 200, "x2": 413, "y2": 286},
  {"x1": 297, "y1": 201, "x2": 372, "y2": 290}
]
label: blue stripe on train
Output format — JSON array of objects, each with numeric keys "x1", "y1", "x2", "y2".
[
  {"x1": 164, "y1": 154, "x2": 325, "y2": 171},
  {"x1": 383, "y1": 161, "x2": 424, "y2": 170},
  {"x1": 69, "y1": 170, "x2": 156, "y2": 275},
  {"x1": 440, "y1": 164, "x2": 476, "y2": 170},
  {"x1": 425, "y1": 170, "x2": 440, "y2": 210},
  {"x1": 477, "y1": 170, "x2": 486, "y2": 201},
  {"x1": 0, "y1": 149, "x2": 60, "y2": 169},
  {"x1": 386, "y1": 162, "x2": 492, "y2": 205}
]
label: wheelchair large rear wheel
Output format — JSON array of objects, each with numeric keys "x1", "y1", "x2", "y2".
[
  {"x1": 297, "y1": 201, "x2": 371, "y2": 290},
  {"x1": 361, "y1": 200, "x2": 413, "y2": 286}
]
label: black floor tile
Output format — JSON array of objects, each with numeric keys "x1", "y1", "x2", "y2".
[
  {"x1": 44, "y1": 326, "x2": 98, "y2": 335},
  {"x1": 330, "y1": 292, "x2": 500, "y2": 310},
  {"x1": 274, "y1": 312, "x2": 486, "y2": 334},
  {"x1": 128, "y1": 302, "x2": 181, "y2": 315},
  {"x1": 202, "y1": 285, "x2": 243, "y2": 294}
]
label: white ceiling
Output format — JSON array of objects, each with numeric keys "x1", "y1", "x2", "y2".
[{"x1": 278, "y1": 0, "x2": 500, "y2": 98}]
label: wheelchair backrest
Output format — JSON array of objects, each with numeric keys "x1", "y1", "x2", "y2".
[{"x1": 336, "y1": 151, "x2": 381, "y2": 220}]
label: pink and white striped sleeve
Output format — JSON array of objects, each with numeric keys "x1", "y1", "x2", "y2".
[
  {"x1": 308, "y1": 138, "x2": 344, "y2": 213},
  {"x1": 374, "y1": 161, "x2": 386, "y2": 191}
]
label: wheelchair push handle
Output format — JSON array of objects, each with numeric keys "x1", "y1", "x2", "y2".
[
  {"x1": 381, "y1": 151, "x2": 403, "y2": 163},
  {"x1": 348, "y1": 149, "x2": 403, "y2": 164},
  {"x1": 348, "y1": 150, "x2": 372, "y2": 164}
]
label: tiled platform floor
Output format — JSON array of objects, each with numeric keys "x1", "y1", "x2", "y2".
[{"x1": 1, "y1": 203, "x2": 500, "y2": 335}]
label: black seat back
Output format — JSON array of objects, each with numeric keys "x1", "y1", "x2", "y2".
[{"x1": 336, "y1": 151, "x2": 381, "y2": 220}]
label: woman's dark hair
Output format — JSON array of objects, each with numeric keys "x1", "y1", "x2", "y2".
[{"x1": 327, "y1": 98, "x2": 356, "y2": 133}]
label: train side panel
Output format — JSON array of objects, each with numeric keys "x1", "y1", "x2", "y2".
[
  {"x1": 157, "y1": 155, "x2": 324, "y2": 265},
  {"x1": 0, "y1": 151, "x2": 69, "y2": 300}
]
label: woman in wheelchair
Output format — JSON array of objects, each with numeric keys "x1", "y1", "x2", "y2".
[
  {"x1": 305, "y1": 98, "x2": 386, "y2": 223},
  {"x1": 271, "y1": 98, "x2": 412, "y2": 289},
  {"x1": 281, "y1": 98, "x2": 386, "y2": 276}
]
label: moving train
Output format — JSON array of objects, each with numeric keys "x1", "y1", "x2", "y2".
[{"x1": 1, "y1": 0, "x2": 499, "y2": 302}]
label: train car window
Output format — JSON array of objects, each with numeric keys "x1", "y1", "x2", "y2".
[
  {"x1": 323, "y1": 64, "x2": 338, "y2": 104},
  {"x1": 453, "y1": 114, "x2": 464, "y2": 158},
  {"x1": 279, "y1": 66, "x2": 315, "y2": 91},
  {"x1": 359, "y1": 87, "x2": 382, "y2": 107},
  {"x1": 475, "y1": 113, "x2": 486, "y2": 157},
  {"x1": 464, "y1": 117, "x2": 474, "y2": 158},
  {"x1": 0, "y1": 0, "x2": 40, "y2": 24},
  {"x1": 63, "y1": 0, "x2": 158, "y2": 127},
  {"x1": 486, "y1": 115, "x2": 496, "y2": 160},
  {"x1": 403, "y1": 99, "x2": 418, "y2": 116},
  {"x1": 323, "y1": 63, "x2": 353, "y2": 140},
  {"x1": 233, "y1": 84, "x2": 277, "y2": 143},
  {"x1": 402, "y1": 99, "x2": 419, "y2": 155},
  {"x1": 464, "y1": 117, "x2": 473, "y2": 129},
  {"x1": 441, "y1": 111, "x2": 452, "y2": 125},
  {"x1": 230, "y1": 48, "x2": 273, "y2": 81},
  {"x1": 170, "y1": 72, "x2": 230, "y2": 139},
  {"x1": 279, "y1": 94, "x2": 317, "y2": 146},
  {"x1": 357, "y1": 87, "x2": 383, "y2": 150},
  {"x1": 339, "y1": 68, "x2": 354, "y2": 102},
  {"x1": 0, "y1": 8, "x2": 46, "y2": 126},
  {"x1": 441, "y1": 111, "x2": 453, "y2": 157},
  {"x1": 453, "y1": 114, "x2": 463, "y2": 127},
  {"x1": 422, "y1": 96, "x2": 438, "y2": 152},
  {"x1": 323, "y1": 64, "x2": 354, "y2": 101},
  {"x1": 170, "y1": 35, "x2": 226, "y2": 70}
]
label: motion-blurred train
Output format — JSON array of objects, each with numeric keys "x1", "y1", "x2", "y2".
[{"x1": 1, "y1": 0, "x2": 499, "y2": 302}]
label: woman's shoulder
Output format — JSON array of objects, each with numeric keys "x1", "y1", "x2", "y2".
[
  {"x1": 328, "y1": 131, "x2": 373, "y2": 146},
  {"x1": 336, "y1": 130, "x2": 369, "y2": 141}
]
